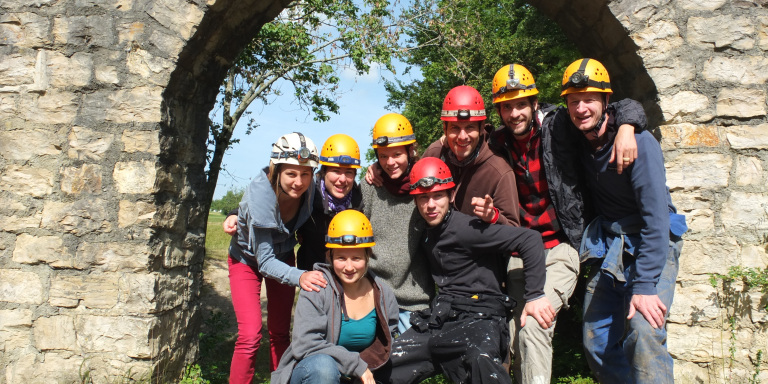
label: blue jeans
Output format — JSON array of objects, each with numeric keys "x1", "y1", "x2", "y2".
[
  {"x1": 289, "y1": 354, "x2": 341, "y2": 384},
  {"x1": 582, "y1": 238, "x2": 682, "y2": 384},
  {"x1": 398, "y1": 309, "x2": 412, "y2": 336}
]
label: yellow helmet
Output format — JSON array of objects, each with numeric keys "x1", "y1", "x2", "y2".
[
  {"x1": 560, "y1": 58, "x2": 612, "y2": 97},
  {"x1": 319, "y1": 134, "x2": 361, "y2": 169},
  {"x1": 491, "y1": 64, "x2": 539, "y2": 104},
  {"x1": 326, "y1": 210, "x2": 375, "y2": 249},
  {"x1": 372, "y1": 113, "x2": 416, "y2": 148}
]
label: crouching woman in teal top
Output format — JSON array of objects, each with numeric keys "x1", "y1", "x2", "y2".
[{"x1": 271, "y1": 210, "x2": 399, "y2": 384}]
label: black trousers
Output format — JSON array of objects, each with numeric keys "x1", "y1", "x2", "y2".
[{"x1": 385, "y1": 311, "x2": 511, "y2": 384}]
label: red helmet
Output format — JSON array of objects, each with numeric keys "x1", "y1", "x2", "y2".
[
  {"x1": 440, "y1": 85, "x2": 487, "y2": 122},
  {"x1": 409, "y1": 157, "x2": 455, "y2": 195}
]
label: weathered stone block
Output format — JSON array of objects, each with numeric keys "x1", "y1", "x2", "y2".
[
  {"x1": 48, "y1": 51, "x2": 93, "y2": 89},
  {"x1": 105, "y1": 86, "x2": 164, "y2": 123},
  {"x1": 12, "y1": 233, "x2": 78, "y2": 268},
  {"x1": 76, "y1": 315, "x2": 155, "y2": 358},
  {"x1": 41, "y1": 199, "x2": 112, "y2": 236},
  {"x1": 632, "y1": 20, "x2": 683, "y2": 63},
  {"x1": 94, "y1": 65, "x2": 119, "y2": 84},
  {"x1": 49, "y1": 274, "x2": 119, "y2": 309},
  {"x1": 0, "y1": 13, "x2": 50, "y2": 48},
  {"x1": 687, "y1": 15, "x2": 755, "y2": 50},
  {"x1": 0, "y1": 308, "x2": 33, "y2": 350},
  {"x1": 76, "y1": 241, "x2": 152, "y2": 272},
  {"x1": 0, "y1": 214, "x2": 42, "y2": 232},
  {"x1": 668, "y1": 323, "x2": 724, "y2": 362},
  {"x1": 149, "y1": 30, "x2": 185, "y2": 59},
  {"x1": 734, "y1": 156, "x2": 764, "y2": 187},
  {"x1": 122, "y1": 130, "x2": 160, "y2": 155},
  {"x1": 52, "y1": 15, "x2": 116, "y2": 47},
  {"x1": 676, "y1": 0, "x2": 726, "y2": 10},
  {"x1": 679, "y1": 237, "x2": 740, "y2": 278},
  {"x1": 118, "y1": 200, "x2": 156, "y2": 227},
  {"x1": 0, "y1": 269, "x2": 44, "y2": 304},
  {"x1": 113, "y1": 161, "x2": 157, "y2": 194},
  {"x1": 0, "y1": 127, "x2": 63, "y2": 160},
  {"x1": 659, "y1": 124, "x2": 721, "y2": 150},
  {"x1": 60, "y1": 164, "x2": 103, "y2": 194},
  {"x1": 665, "y1": 153, "x2": 731, "y2": 190},
  {"x1": 716, "y1": 88, "x2": 766, "y2": 118},
  {"x1": 67, "y1": 126, "x2": 115, "y2": 161},
  {"x1": 5, "y1": 351, "x2": 84, "y2": 384},
  {"x1": 646, "y1": 60, "x2": 695, "y2": 91},
  {"x1": 724, "y1": 124, "x2": 768, "y2": 149},
  {"x1": 720, "y1": 191, "x2": 768, "y2": 239},
  {"x1": 121, "y1": 273, "x2": 188, "y2": 313},
  {"x1": 671, "y1": 191, "x2": 712, "y2": 212},
  {"x1": 659, "y1": 91, "x2": 711, "y2": 123},
  {"x1": 34, "y1": 316, "x2": 76, "y2": 351},
  {"x1": 685, "y1": 208, "x2": 715, "y2": 234},
  {"x1": 153, "y1": 202, "x2": 188, "y2": 233},
  {"x1": 703, "y1": 56, "x2": 768, "y2": 85},
  {"x1": 673, "y1": 360, "x2": 717, "y2": 384},
  {"x1": 126, "y1": 48, "x2": 173, "y2": 86},
  {"x1": 759, "y1": 16, "x2": 768, "y2": 51},
  {"x1": 23, "y1": 90, "x2": 80, "y2": 124},
  {"x1": 668, "y1": 283, "x2": 720, "y2": 325},
  {"x1": 0, "y1": 165, "x2": 54, "y2": 197},
  {"x1": 146, "y1": 0, "x2": 205, "y2": 40},
  {"x1": 0, "y1": 52, "x2": 36, "y2": 86}
]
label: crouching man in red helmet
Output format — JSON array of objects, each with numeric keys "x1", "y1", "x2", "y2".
[{"x1": 381, "y1": 157, "x2": 555, "y2": 384}]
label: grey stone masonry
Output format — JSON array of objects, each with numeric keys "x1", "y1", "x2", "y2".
[{"x1": 1, "y1": 0, "x2": 766, "y2": 382}]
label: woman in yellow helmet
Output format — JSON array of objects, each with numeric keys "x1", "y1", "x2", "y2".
[
  {"x1": 359, "y1": 113, "x2": 434, "y2": 335},
  {"x1": 271, "y1": 210, "x2": 398, "y2": 384}
]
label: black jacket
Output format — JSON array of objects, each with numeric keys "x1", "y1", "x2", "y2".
[
  {"x1": 489, "y1": 99, "x2": 647, "y2": 249},
  {"x1": 422, "y1": 210, "x2": 545, "y2": 302}
]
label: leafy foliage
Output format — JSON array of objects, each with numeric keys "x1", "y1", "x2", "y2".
[
  {"x1": 210, "y1": 188, "x2": 244, "y2": 215},
  {"x1": 386, "y1": 0, "x2": 579, "y2": 149},
  {"x1": 206, "y1": 0, "x2": 403, "y2": 198}
]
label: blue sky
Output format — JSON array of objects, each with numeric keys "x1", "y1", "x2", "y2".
[{"x1": 211, "y1": 61, "x2": 420, "y2": 199}]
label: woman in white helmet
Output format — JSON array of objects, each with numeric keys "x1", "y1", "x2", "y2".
[{"x1": 226, "y1": 132, "x2": 327, "y2": 384}]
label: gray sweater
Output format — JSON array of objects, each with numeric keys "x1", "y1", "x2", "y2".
[
  {"x1": 271, "y1": 265, "x2": 399, "y2": 384},
  {"x1": 360, "y1": 182, "x2": 434, "y2": 311}
]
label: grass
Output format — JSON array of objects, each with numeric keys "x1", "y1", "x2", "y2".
[{"x1": 206, "y1": 212, "x2": 230, "y2": 260}]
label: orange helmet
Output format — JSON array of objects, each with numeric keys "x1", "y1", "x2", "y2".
[
  {"x1": 561, "y1": 58, "x2": 612, "y2": 97},
  {"x1": 491, "y1": 64, "x2": 539, "y2": 104},
  {"x1": 440, "y1": 85, "x2": 486, "y2": 122},
  {"x1": 326, "y1": 210, "x2": 375, "y2": 249},
  {"x1": 408, "y1": 157, "x2": 455, "y2": 195},
  {"x1": 319, "y1": 134, "x2": 361, "y2": 169},
  {"x1": 372, "y1": 113, "x2": 416, "y2": 148}
]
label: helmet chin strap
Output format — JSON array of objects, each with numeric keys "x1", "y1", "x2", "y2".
[{"x1": 512, "y1": 119, "x2": 535, "y2": 138}]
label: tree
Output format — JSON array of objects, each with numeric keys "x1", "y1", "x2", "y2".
[
  {"x1": 385, "y1": 0, "x2": 579, "y2": 150},
  {"x1": 210, "y1": 187, "x2": 245, "y2": 215},
  {"x1": 205, "y1": 0, "x2": 405, "y2": 199}
]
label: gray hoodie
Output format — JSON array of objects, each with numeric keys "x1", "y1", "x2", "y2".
[
  {"x1": 271, "y1": 264, "x2": 399, "y2": 384},
  {"x1": 228, "y1": 167, "x2": 315, "y2": 286}
]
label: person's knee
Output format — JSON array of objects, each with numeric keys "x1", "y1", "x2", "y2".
[
  {"x1": 292, "y1": 354, "x2": 340, "y2": 383},
  {"x1": 234, "y1": 330, "x2": 262, "y2": 352}
]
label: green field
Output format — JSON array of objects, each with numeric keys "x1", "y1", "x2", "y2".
[{"x1": 206, "y1": 211, "x2": 230, "y2": 260}]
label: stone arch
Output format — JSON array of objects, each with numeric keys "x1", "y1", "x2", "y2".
[{"x1": 1, "y1": 0, "x2": 766, "y2": 383}]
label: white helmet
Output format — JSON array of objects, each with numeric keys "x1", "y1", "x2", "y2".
[{"x1": 270, "y1": 132, "x2": 319, "y2": 168}]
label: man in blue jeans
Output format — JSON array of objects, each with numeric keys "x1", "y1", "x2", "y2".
[{"x1": 558, "y1": 58, "x2": 687, "y2": 383}]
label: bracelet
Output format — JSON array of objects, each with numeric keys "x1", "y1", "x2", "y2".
[{"x1": 490, "y1": 207, "x2": 500, "y2": 224}]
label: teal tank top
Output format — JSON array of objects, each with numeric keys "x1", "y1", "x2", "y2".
[{"x1": 338, "y1": 309, "x2": 377, "y2": 352}]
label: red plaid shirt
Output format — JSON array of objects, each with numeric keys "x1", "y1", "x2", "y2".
[{"x1": 495, "y1": 122, "x2": 564, "y2": 249}]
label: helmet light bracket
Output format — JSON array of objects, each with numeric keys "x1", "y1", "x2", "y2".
[
  {"x1": 325, "y1": 234, "x2": 376, "y2": 245},
  {"x1": 371, "y1": 133, "x2": 416, "y2": 147},
  {"x1": 409, "y1": 176, "x2": 454, "y2": 190}
]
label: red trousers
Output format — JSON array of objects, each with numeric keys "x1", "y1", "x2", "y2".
[{"x1": 228, "y1": 255, "x2": 296, "y2": 383}]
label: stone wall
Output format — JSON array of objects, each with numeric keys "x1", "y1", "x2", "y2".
[{"x1": 0, "y1": 0, "x2": 766, "y2": 382}]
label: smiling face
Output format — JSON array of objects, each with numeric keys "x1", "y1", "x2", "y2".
[
  {"x1": 323, "y1": 166, "x2": 356, "y2": 199},
  {"x1": 566, "y1": 92, "x2": 608, "y2": 133},
  {"x1": 444, "y1": 120, "x2": 481, "y2": 161},
  {"x1": 376, "y1": 145, "x2": 409, "y2": 179},
  {"x1": 331, "y1": 247, "x2": 369, "y2": 286},
  {"x1": 278, "y1": 163, "x2": 313, "y2": 199},
  {"x1": 497, "y1": 97, "x2": 538, "y2": 137},
  {"x1": 415, "y1": 190, "x2": 451, "y2": 227}
]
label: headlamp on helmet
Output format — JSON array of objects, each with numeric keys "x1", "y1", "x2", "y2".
[{"x1": 409, "y1": 176, "x2": 454, "y2": 191}]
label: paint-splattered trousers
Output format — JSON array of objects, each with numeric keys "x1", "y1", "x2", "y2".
[
  {"x1": 386, "y1": 296, "x2": 512, "y2": 384},
  {"x1": 507, "y1": 242, "x2": 580, "y2": 384},
  {"x1": 582, "y1": 238, "x2": 683, "y2": 384}
]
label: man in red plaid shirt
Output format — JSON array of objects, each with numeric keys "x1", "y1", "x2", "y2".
[{"x1": 487, "y1": 63, "x2": 647, "y2": 384}]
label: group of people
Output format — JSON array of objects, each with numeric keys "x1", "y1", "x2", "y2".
[{"x1": 221, "y1": 58, "x2": 687, "y2": 384}]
